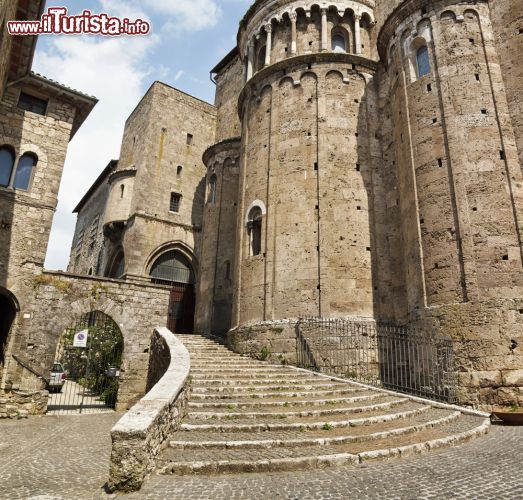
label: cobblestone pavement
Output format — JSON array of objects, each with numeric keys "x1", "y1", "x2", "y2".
[{"x1": 1, "y1": 415, "x2": 522, "y2": 499}]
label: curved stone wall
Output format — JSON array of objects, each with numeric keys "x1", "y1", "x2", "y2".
[
  {"x1": 103, "y1": 169, "x2": 136, "y2": 227},
  {"x1": 489, "y1": 0, "x2": 523, "y2": 169},
  {"x1": 377, "y1": 0, "x2": 523, "y2": 405},
  {"x1": 381, "y1": 1, "x2": 523, "y2": 311},
  {"x1": 195, "y1": 139, "x2": 241, "y2": 335},
  {"x1": 239, "y1": 1, "x2": 377, "y2": 83},
  {"x1": 234, "y1": 54, "x2": 378, "y2": 328}
]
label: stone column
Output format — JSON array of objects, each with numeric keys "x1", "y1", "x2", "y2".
[
  {"x1": 264, "y1": 24, "x2": 272, "y2": 67},
  {"x1": 290, "y1": 12, "x2": 297, "y2": 56},
  {"x1": 247, "y1": 40, "x2": 255, "y2": 80},
  {"x1": 354, "y1": 14, "x2": 362, "y2": 54},
  {"x1": 321, "y1": 9, "x2": 328, "y2": 51}
]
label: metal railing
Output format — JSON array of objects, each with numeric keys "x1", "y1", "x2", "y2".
[{"x1": 296, "y1": 317, "x2": 457, "y2": 404}]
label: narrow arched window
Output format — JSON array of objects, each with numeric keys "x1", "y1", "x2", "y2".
[
  {"x1": 120, "y1": 184, "x2": 125, "y2": 198},
  {"x1": 207, "y1": 175, "x2": 217, "y2": 204},
  {"x1": 225, "y1": 260, "x2": 231, "y2": 280},
  {"x1": 177, "y1": 165, "x2": 183, "y2": 177},
  {"x1": 13, "y1": 152, "x2": 37, "y2": 190},
  {"x1": 247, "y1": 206, "x2": 263, "y2": 257},
  {"x1": 416, "y1": 46, "x2": 431, "y2": 78},
  {"x1": 332, "y1": 33, "x2": 346, "y2": 53},
  {"x1": 0, "y1": 146, "x2": 15, "y2": 187}
]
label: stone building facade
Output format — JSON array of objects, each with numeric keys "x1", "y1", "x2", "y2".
[
  {"x1": 2, "y1": 0, "x2": 522, "y2": 411},
  {"x1": 69, "y1": 0, "x2": 523, "y2": 407},
  {"x1": 193, "y1": 0, "x2": 523, "y2": 407},
  {"x1": 0, "y1": 1, "x2": 173, "y2": 414}
]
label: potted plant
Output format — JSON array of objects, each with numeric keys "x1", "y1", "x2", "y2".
[{"x1": 492, "y1": 404, "x2": 523, "y2": 425}]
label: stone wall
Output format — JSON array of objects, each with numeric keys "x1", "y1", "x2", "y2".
[
  {"x1": 97, "y1": 82, "x2": 217, "y2": 282},
  {"x1": 214, "y1": 54, "x2": 243, "y2": 142},
  {"x1": 68, "y1": 165, "x2": 113, "y2": 276},
  {"x1": 109, "y1": 327, "x2": 190, "y2": 492},
  {"x1": 234, "y1": 54, "x2": 378, "y2": 329},
  {"x1": 0, "y1": 0, "x2": 18, "y2": 95},
  {"x1": 0, "y1": 82, "x2": 75, "y2": 289},
  {"x1": 2, "y1": 271, "x2": 170, "y2": 410},
  {"x1": 195, "y1": 139, "x2": 241, "y2": 335},
  {"x1": 0, "y1": 388, "x2": 48, "y2": 419},
  {"x1": 489, "y1": 0, "x2": 523, "y2": 168}
]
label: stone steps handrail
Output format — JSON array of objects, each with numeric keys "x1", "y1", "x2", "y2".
[{"x1": 107, "y1": 327, "x2": 191, "y2": 492}]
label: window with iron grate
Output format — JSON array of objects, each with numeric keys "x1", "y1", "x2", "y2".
[{"x1": 170, "y1": 193, "x2": 181, "y2": 213}]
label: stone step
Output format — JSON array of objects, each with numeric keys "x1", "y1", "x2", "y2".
[
  {"x1": 191, "y1": 367, "x2": 292, "y2": 374},
  {"x1": 187, "y1": 396, "x2": 406, "y2": 421},
  {"x1": 192, "y1": 377, "x2": 333, "y2": 386},
  {"x1": 190, "y1": 386, "x2": 364, "y2": 400},
  {"x1": 191, "y1": 383, "x2": 354, "y2": 395},
  {"x1": 187, "y1": 391, "x2": 377, "y2": 409},
  {"x1": 180, "y1": 401, "x2": 429, "y2": 432},
  {"x1": 170, "y1": 408, "x2": 461, "y2": 450},
  {"x1": 159, "y1": 415, "x2": 489, "y2": 475}
]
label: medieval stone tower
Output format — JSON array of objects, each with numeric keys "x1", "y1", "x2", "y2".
[{"x1": 194, "y1": 0, "x2": 523, "y2": 406}]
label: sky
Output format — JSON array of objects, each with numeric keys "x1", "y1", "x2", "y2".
[{"x1": 34, "y1": 0, "x2": 252, "y2": 270}]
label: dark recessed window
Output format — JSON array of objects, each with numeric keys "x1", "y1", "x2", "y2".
[
  {"x1": 18, "y1": 92, "x2": 48, "y2": 115},
  {"x1": 170, "y1": 193, "x2": 181, "y2": 213},
  {"x1": 186, "y1": 133, "x2": 193, "y2": 145}
]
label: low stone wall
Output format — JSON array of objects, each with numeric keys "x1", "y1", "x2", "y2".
[
  {"x1": 0, "y1": 389, "x2": 48, "y2": 418},
  {"x1": 228, "y1": 320, "x2": 298, "y2": 365},
  {"x1": 108, "y1": 327, "x2": 190, "y2": 492}
]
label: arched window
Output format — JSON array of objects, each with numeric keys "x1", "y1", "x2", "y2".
[
  {"x1": 120, "y1": 184, "x2": 125, "y2": 198},
  {"x1": 13, "y1": 152, "x2": 37, "y2": 190},
  {"x1": 207, "y1": 175, "x2": 217, "y2": 204},
  {"x1": 150, "y1": 250, "x2": 195, "y2": 285},
  {"x1": 332, "y1": 32, "x2": 346, "y2": 53},
  {"x1": 224, "y1": 260, "x2": 231, "y2": 280},
  {"x1": 177, "y1": 165, "x2": 183, "y2": 177},
  {"x1": 0, "y1": 146, "x2": 15, "y2": 187},
  {"x1": 247, "y1": 206, "x2": 263, "y2": 257},
  {"x1": 257, "y1": 46, "x2": 266, "y2": 72},
  {"x1": 416, "y1": 45, "x2": 431, "y2": 78}
]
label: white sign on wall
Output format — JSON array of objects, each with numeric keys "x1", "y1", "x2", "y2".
[{"x1": 73, "y1": 329, "x2": 89, "y2": 348}]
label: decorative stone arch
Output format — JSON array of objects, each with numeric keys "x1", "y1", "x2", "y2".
[
  {"x1": 146, "y1": 243, "x2": 197, "y2": 334},
  {"x1": 245, "y1": 199, "x2": 267, "y2": 224},
  {"x1": 463, "y1": 8, "x2": 480, "y2": 21},
  {"x1": 440, "y1": 10, "x2": 457, "y2": 22},
  {"x1": 299, "y1": 70, "x2": 319, "y2": 82},
  {"x1": 278, "y1": 75, "x2": 295, "y2": 88},
  {"x1": 145, "y1": 241, "x2": 198, "y2": 281}
]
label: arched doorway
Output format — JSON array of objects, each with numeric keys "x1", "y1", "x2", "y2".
[
  {"x1": 150, "y1": 250, "x2": 196, "y2": 334},
  {"x1": 0, "y1": 288, "x2": 17, "y2": 370},
  {"x1": 48, "y1": 311, "x2": 124, "y2": 414}
]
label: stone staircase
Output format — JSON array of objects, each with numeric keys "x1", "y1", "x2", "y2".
[{"x1": 157, "y1": 334, "x2": 490, "y2": 475}]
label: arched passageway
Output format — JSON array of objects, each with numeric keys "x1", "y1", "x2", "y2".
[
  {"x1": 0, "y1": 289, "x2": 17, "y2": 369},
  {"x1": 150, "y1": 250, "x2": 196, "y2": 334}
]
